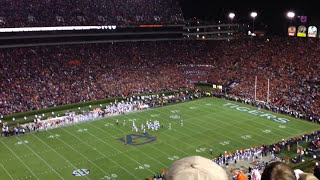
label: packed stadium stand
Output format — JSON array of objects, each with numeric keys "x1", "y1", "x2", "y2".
[
  {"x1": 1, "y1": 1, "x2": 320, "y2": 179},
  {"x1": 0, "y1": 0, "x2": 184, "y2": 27},
  {"x1": 0, "y1": 38, "x2": 319, "y2": 121}
]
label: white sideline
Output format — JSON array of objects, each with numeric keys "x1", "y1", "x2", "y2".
[
  {"x1": 16, "y1": 137, "x2": 65, "y2": 180},
  {"x1": 60, "y1": 128, "x2": 140, "y2": 180},
  {"x1": 0, "y1": 140, "x2": 40, "y2": 180}
]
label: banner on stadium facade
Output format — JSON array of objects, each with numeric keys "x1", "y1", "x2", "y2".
[
  {"x1": 297, "y1": 26, "x2": 307, "y2": 37},
  {"x1": 213, "y1": 84, "x2": 217, "y2": 89},
  {"x1": 308, "y1": 26, "x2": 317, "y2": 38},
  {"x1": 288, "y1": 26, "x2": 296, "y2": 36}
]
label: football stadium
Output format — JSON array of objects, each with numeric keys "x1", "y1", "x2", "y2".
[{"x1": 0, "y1": 3, "x2": 319, "y2": 180}]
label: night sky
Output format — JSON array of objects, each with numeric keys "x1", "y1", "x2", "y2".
[{"x1": 177, "y1": 2, "x2": 320, "y2": 36}]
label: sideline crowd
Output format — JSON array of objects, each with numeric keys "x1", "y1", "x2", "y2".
[{"x1": 149, "y1": 130, "x2": 320, "y2": 180}]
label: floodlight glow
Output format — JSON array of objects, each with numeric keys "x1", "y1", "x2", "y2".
[
  {"x1": 287, "y1": 11, "x2": 295, "y2": 18},
  {"x1": 229, "y1": 13, "x2": 235, "y2": 19},
  {"x1": 250, "y1": 12, "x2": 257, "y2": 18}
]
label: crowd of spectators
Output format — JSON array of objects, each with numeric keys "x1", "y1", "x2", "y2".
[
  {"x1": 0, "y1": 37, "x2": 319, "y2": 122},
  {"x1": 0, "y1": 41, "x2": 211, "y2": 115},
  {"x1": 148, "y1": 131, "x2": 320, "y2": 180},
  {"x1": 208, "y1": 37, "x2": 319, "y2": 122},
  {"x1": 0, "y1": 0, "x2": 184, "y2": 27}
]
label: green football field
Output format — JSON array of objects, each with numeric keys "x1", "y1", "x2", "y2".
[{"x1": 0, "y1": 98, "x2": 319, "y2": 180}]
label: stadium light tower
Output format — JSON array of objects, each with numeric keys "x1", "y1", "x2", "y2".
[
  {"x1": 287, "y1": 11, "x2": 295, "y2": 19},
  {"x1": 228, "y1": 12, "x2": 235, "y2": 23},
  {"x1": 287, "y1": 11, "x2": 295, "y2": 24},
  {"x1": 250, "y1": 12, "x2": 258, "y2": 33}
]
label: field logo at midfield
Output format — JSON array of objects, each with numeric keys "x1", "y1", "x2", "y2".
[
  {"x1": 223, "y1": 103, "x2": 290, "y2": 123},
  {"x1": 116, "y1": 133, "x2": 157, "y2": 146},
  {"x1": 72, "y1": 169, "x2": 90, "y2": 177}
]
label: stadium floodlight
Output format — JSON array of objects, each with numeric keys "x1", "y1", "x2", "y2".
[
  {"x1": 228, "y1": 13, "x2": 235, "y2": 20},
  {"x1": 287, "y1": 11, "x2": 295, "y2": 19},
  {"x1": 250, "y1": 12, "x2": 258, "y2": 19},
  {"x1": 250, "y1": 12, "x2": 258, "y2": 34},
  {"x1": 287, "y1": 11, "x2": 295, "y2": 24}
]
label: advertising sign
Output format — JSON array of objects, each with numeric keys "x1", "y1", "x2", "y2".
[
  {"x1": 297, "y1": 26, "x2": 307, "y2": 37},
  {"x1": 288, "y1": 26, "x2": 296, "y2": 36},
  {"x1": 308, "y1": 26, "x2": 317, "y2": 37}
]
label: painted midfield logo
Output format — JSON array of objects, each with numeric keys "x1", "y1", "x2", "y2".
[{"x1": 116, "y1": 133, "x2": 157, "y2": 146}]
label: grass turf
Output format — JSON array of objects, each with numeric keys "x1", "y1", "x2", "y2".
[{"x1": 0, "y1": 97, "x2": 319, "y2": 180}]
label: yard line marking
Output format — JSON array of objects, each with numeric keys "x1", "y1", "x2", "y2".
[
  {"x1": 30, "y1": 134, "x2": 91, "y2": 180},
  {"x1": 186, "y1": 99, "x2": 313, "y2": 144},
  {"x1": 45, "y1": 131, "x2": 112, "y2": 178},
  {"x1": 0, "y1": 142, "x2": 84, "y2": 163},
  {"x1": 0, "y1": 140, "x2": 40, "y2": 180},
  {"x1": 16, "y1": 137, "x2": 65, "y2": 180},
  {"x1": 103, "y1": 116, "x2": 191, "y2": 157},
  {"x1": 145, "y1": 108, "x2": 242, "y2": 151},
  {"x1": 117, "y1": 112, "x2": 226, "y2": 155},
  {"x1": 161, "y1": 102, "x2": 271, "y2": 145},
  {"x1": 89, "y1": 123, "x2": 170, "y2": 167},
  {"x1": 0, "y1": 161, "x2": 14, "y2": 180},
  {"x1": 111, "y1": 110, "x2": 229, "y2": 154},
  {"x1": 197, "y1": 99, "x2": 304, "y2": 135},
  {"x1": 118, "y1": 112, "x2": 223, "y2": 152},
  {"x1": 75, "y1": 124, "x2": 160, "y2": 173},
  {"x1": 60, "y1": 128, "x2": 140, "y2": 180},
  {"x1": 136, "y1": 103, "x2": 253, "y2": 149},
  {"x1": 193, "y1": 101, "x2": 297, "y2": 139}
]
